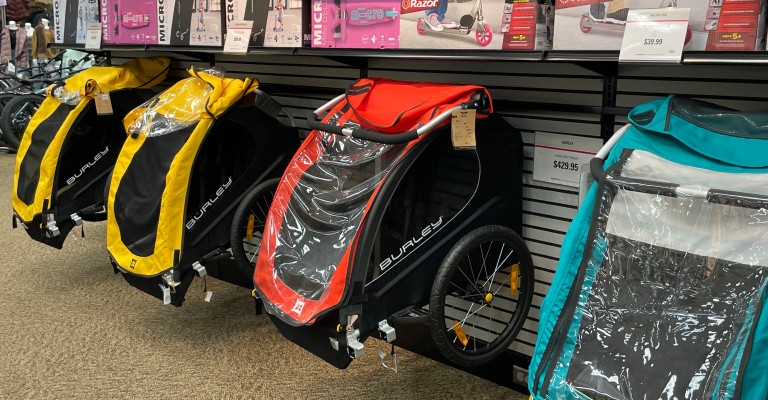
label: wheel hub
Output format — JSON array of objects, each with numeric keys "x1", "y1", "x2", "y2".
[{"x1": 484, "y1": 292, "x2": 493, "y2": 304}]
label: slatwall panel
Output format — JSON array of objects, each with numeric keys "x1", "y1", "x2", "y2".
[
  {"x1": 109, "y1": 51, "x2": 768, "y2": 367},
  {"x1": 617, "y1": 64, "x2": 768, "y2": 109}
]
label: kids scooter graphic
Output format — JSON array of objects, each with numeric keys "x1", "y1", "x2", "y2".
[
  {"x1": 273, "y1": 0, "x2": 285, "y2": 31},
  {"x1": 579, "y1": 0, "x2": 692, "y2": 44},
  {"x1": 416, "y1": 0, "x2": 492, "y2": 46}
]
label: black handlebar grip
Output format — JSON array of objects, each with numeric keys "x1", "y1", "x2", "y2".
[
  {"x1": 306, "y1": 114, "x2": 346, "y2": 135},
  {"x1": 352, "y1": 129, "x2": 418, "y2": 144},
  {"x1": 590, "y1": 157, "x2": 605, "y2": 181},
  {"x1": 307, "y1": 112, "x2": 419, "y2": 144}
]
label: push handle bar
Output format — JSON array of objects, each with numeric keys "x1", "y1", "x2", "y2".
[
  {"x1": 590, "y1": 124, "x2": 631, "y2": 180},
  {"x1": 306, "y1": 91, "x2": 490, "y2": 145}
]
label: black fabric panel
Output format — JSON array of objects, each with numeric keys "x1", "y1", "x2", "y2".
[
  {"x1": 181, "y1": 105, "x2": 298, "y2": 265},
  {"x1": 114, "y1": 127, "x2": 192, "y2": 257},
  {"x1": 16, "y1": 102, "x2": 77, "y2": 206}
]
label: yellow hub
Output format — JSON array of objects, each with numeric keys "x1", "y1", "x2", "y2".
[{"x1": 484, "y1": 292, "x2": 494, "y2": 303}]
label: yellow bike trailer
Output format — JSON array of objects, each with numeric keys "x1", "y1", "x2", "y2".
[
  {"x1": 107, "y1": 69, "x2": 298, "y2": 306},
  {"x1": 11, "y1": 57, "x2": 170, "y2": 248}
]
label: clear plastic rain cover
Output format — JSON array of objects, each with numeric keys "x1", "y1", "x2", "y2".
[
  {"x1": 125, "y1": 69, "x2": 222, "y2": 137},
  {"x1": 551, "y1": 150, "x2": 768, "y2": 399},
  {"x1": 264, "y1": 111, "x2": 407, "y2": 317}
]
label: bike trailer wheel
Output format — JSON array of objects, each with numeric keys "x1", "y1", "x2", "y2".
[
  {"x1": 429, "y1": 225, "x2": 534, "y2": 367},
  {"x1": 1, "y1": 94, "x2": 44, "y2": 150},
  {"x1": 230, "y1": 178, "x2": 280, "y2": 278}
]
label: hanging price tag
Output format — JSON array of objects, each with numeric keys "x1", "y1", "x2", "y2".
[
  {"x1": 451, "y1": 109, "x2": 477, "y2": 150},
  {"x1": 619, "y1": 8, "x2": 690, "y2": 63},
  {"x1": 223, "y1": 20, "x2": 254, "y2": 55},
  {"x1": 94, "y1": 92, "x2": 113, "y2": 115},
  {"x1": 85, "y1": 22, "x2": 102, "y2": 50}
]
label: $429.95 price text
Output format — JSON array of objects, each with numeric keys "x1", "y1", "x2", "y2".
[{"x1": 553, "y1": 161, "x2": 579, "y2": 171}]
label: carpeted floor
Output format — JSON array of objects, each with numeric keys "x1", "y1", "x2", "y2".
[{"x1": 0, "y1": 154, "x2": 529, "y2": 399}]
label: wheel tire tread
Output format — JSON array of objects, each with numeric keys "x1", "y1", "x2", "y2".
[
  {"x1": 0, "y1": 94, "x2": 44, "y2": 149},
  {"x1": 429, "y1": 225, "x2": 534, "y2": 367}
]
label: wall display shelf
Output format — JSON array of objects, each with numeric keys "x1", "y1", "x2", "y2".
[
  {"x1": 52, "y1": 43, "x2": 768, "y2": 65},
  {"x1": 51, "y1": 41, "x2": 768, "y2": 393}
]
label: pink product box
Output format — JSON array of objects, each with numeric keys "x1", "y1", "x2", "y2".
[
  {"x1": 310, "y1": 0, "x2": 401, "y2": 48},
  {"x1": 102, "y1": 0, "x2": 159, "y2": 45}
]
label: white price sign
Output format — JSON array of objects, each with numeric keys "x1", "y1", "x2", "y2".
[
  {"x1": 223, "y1": 20, "x2": 253, "y2": 55},
  {"x1": 619, "y1": 8, "x2": 690, "y2": 63},
  {"x1": 85, "y1": 22, "x2": 102, "y2": 50},
  {"x1": 533, "y1": 132, "x2": 601, "y2": 188}
]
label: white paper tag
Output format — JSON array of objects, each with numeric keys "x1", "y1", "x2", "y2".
[
  {"x1": 85, "y1": 22, "x2": 102, "y2": 50},
  {"x1": 223, "y1": 20, "x2": 253, "y2": 55},
  {"x1": 533, "y1": 132, "x2": 602, "y2": 188},
  {"x1": 161, "y1": 285, "x2": 171, "y2": 305},
  {"x1": 204, "y1": 291, "x2": 213, "y2": 302},
  {"x1": 94, "y1": 92, "x2": 113, "y2": 115},
  {"x1": 619, "y1": 8, "x2": 690, "y2": 63},
  {"x1": 6, "y1": 63, "x2": 15, "y2": 74},
  {"x1": 450, "y1": 109, "x2": 477, "y2": 150}
]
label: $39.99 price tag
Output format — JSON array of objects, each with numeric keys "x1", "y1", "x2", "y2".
[{"x1": 619, "y1": 7, "x2": 690, "y2": 63}]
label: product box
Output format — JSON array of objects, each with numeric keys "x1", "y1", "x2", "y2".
[
  {"x1": 704, "y1": 0, "x2": 766, "y2": 50},
  {"x1": 263, "y1": 0, "x2": 304, "y2": 47},
  {"x1": 311, "y1": 0, "x2": 400, "y2": 48},
  {"x1": 553, "y1": 0, "x2": 766, "y2": 51},
  {"x1": 53, "y1": 0, "x2": 100, "y2": 45},
  {"x1": 399, "y1": 0, "x2": 506, "y2": 49},
  {"x1": 157, "y1": 0, "x2": 224, "y2": 47},
  {"x1": 101, "y1": 0, "x2": 159, "y2": 45},
  {"x1": 501, "y1": 0, "x2": 554, "y2": 50},
  {"x1": 226, "y1": 0, "x2": 269, "y2": 47}
]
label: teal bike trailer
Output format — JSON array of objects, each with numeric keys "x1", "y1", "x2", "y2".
[{"x1": 530, "y1": 96, "x2": 768, "y2": 400}]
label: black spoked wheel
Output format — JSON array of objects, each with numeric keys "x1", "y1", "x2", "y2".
[
  {"x1": 230, "y1": 178, "x2": 280, "y2": 278},
  {"x1": 0, "y1": 94, "x2": 44, "y2": 150},
  {"x1": 0, "y1": 93, "x2": 17, "y2": 146},
  {"x1": 429, "y1": 225, "x2": 534, "y2": 367}
]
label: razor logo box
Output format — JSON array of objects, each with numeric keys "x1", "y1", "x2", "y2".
[
  {"x1": 553, "y1": 0, "x2": 767, "y2": 51},
  {"x1": 400, "y1": 0, "x2": 440, "y2": 14},
  {"x1": 398, "y1": 0, "x2": 507, "y2": 49}
]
